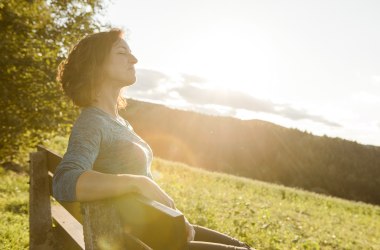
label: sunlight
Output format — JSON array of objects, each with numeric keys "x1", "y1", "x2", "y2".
[
  {"x1": 143, "y1": 132, "x2": 199, "y2": 167},
  {"x1": 108, "y1": 0, "x2": 380, "y2": 146},
  {"x1": 157, "y1": 21, "x2": 278, "y2": 99}
]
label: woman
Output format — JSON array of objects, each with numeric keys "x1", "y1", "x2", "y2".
[{"x1": 53, "y1": 28, "x2": 253, "y2": 250}]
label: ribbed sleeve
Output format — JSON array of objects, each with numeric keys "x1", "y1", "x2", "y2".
[{"x1": 52, "y1": 115, "x2": 102, "y2": 202}]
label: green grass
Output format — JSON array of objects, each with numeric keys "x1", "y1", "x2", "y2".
[
  {"x1": 152, "y1": 159, "x2": 380, "y2": 249},
  {"x1": 1, "y1": 138, "x2": 380, "y2": 249},
  {"x1": 0, "y1": 168, "x2": 29, "y2": 249}
]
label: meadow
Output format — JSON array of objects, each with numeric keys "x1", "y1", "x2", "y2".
[
  {"x1": 1, "y1": 139, "x2": 380, "y2": 249},
  {"x1": 154, "y1": 159, "x2": 380, "y2": 249}
]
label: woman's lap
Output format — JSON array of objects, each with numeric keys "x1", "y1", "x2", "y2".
[{"x1": 186, "y1": 225, "x2": 252, "y2": 250}]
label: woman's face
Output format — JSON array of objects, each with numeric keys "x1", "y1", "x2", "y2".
[{"x1": 102, "y1": 38, "x2": 138, "y2": 87}]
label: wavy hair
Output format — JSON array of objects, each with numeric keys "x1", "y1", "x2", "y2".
[{"x1": 57, "y1": 29, "x2": 127, "y2": 108}]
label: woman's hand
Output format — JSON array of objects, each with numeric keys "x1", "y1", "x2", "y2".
[
  {"x1": 135, "y1": 176, "x2": 176, "y2": 209},
  {"x1": 134, "y1": 176, "x2": 196, "y2": 241},
  {"x1": 184, "y1": 216, "x2": 195, "y2": 242}
]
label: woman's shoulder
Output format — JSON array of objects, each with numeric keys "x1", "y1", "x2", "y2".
[{"x1": 73, "y1": 106, "x2": 109, "y2": 131}]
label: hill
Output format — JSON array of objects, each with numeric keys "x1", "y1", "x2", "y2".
[
  {"x1": 120, "y1": 99, "x2": 380, "y2": 205},
  {"x1": 1, "y1": 152, "x2": 380, "y2": 249}
]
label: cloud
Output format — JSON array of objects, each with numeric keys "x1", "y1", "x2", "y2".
[
  {"x1": 174, "y1": 85, "x2": 341, "y2": 127},
  {"x1": 181, "y1": 73, "x2": 207, "y2": 85},
  {"x1": 275, "y1": 106, "x2": 341, "y2": 127},
  {"x1": 134, "y1": 69, "x2": 170, "y2": 89},
  {"x1": 125, "y1": 69, "x2": 341, "y2": 127},
  {"x1": 123, "y1": 69, "x2": 174, "y2": 102}
]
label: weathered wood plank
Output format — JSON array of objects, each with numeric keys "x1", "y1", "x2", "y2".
[
  {"x1": 82, "y1": 193, "x2": 186, "y2": 250},
  {"x1": 29, "y1": 151, "x2": 54, "y2": 250},
  {"x1": 52, "y1": 204, "x2": 85, "y2": 249},
  {"x1": 115, "y1": 194, "x2": 187, "y2": 250},
  {"x1": 37, "y1": 145, "x2": 62, "y2": 174},
  {"x1": 82, "y1": 197, "x2": 154, "y2": 250},
  {"x1": 82, "y1": 199, "x2": 128, "y2": 250}
]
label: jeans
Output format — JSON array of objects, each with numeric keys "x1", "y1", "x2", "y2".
[{"x1": 186, "y1": 225, "x2": 253, "y2": 250}]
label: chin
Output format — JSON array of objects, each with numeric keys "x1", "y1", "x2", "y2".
[{"x1": 121, "y1": 78, "x2": 136, "y2": 87}]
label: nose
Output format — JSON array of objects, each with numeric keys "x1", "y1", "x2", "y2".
[{"x1": 129, "y1": 54, "x2": 138, "y2": 64}]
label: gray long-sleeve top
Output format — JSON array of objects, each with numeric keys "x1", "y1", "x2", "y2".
[{"x1": 52, "y1": 106, "x2": 153, "y2": 202}]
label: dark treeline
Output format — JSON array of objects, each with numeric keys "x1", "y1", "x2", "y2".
[{"x1": 121, "y1": 99, "x2": 380, "y2": 205}]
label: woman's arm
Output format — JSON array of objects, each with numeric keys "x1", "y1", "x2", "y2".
[
  {"x1": 76, "y1": 170, "x2": 176, "y2": 208},
  {"x1": 53, "y1": 115, "x2": 102, "y2": 202},
  {"x1": 75, "y1": 170, "x2": 141, "y2": 201}
]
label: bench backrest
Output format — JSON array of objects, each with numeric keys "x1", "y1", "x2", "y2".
[
  {"x1": 29, "y1": 146, "x2": 186, "y2": 250},
  {"x1": 29, "y1": 146, "x2": 85, "y2": 250}
]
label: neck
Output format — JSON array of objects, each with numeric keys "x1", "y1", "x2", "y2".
[{"x1": 92, "y1": 85, "x2": 121, "y2": 119}]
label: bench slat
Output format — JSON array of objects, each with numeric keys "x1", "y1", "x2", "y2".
[
  {"x1": 38, "y1": 145, "x2": 62, "y2": 174},
  {"x1": 52, "y1": 204, "x2": 85, "y2": 249}
]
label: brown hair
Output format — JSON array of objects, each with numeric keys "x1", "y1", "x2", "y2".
[{"x1": 57, "y1": 28, "x2": 127, "y2": 108}]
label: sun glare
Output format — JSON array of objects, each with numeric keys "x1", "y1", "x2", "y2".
[
  {"x1": 110, "y1": 0, "x2": 380, "y2": 147},
  {"x1": 166, "y1": 23, "x2": 278, "y2": 100}
]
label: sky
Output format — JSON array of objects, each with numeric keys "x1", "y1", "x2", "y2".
[{"x1": 101, "y1": 0, "x2": 380, "y2": 146}]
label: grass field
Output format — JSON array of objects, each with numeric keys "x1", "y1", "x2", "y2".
[
  {"x1": 1, "y1": 140, "x2": 380, "y2": 249},
  {"x1": 153, "y1": 159, "x2": 380, "y2": 249},
  {"x1": 0, "y1": 168, "x2": 29, "y2": 249}
]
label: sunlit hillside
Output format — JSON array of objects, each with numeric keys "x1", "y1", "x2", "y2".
[
  {"x1": 120, "y1": 99, "x2": 380, "y2": 206},
  {"x1": 1, "y1": 152, "x2": 379, "y2": 249},
  {"x1": 153, "y1": 158, "x2": 380, "y2": 249}
]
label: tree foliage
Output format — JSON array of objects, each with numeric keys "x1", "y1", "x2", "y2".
[{"x1": 0, "y1": 0, "x2": 108, "y2": 162}]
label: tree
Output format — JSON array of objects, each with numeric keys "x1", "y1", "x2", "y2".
[{"x1": 0, "y1": 0, "x2": 108, "y2": 163}]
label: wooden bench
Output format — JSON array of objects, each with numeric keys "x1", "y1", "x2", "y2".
[{"x1": 29, "y1": 145, "x2": 187, "y2": 250}]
